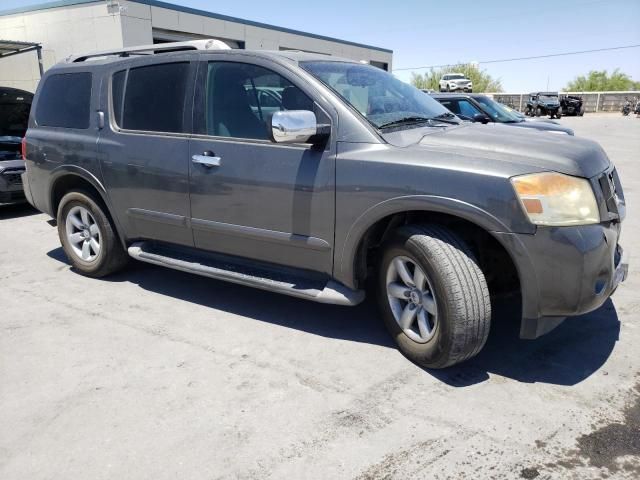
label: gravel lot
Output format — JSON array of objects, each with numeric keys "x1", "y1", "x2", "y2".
[{"x1": 1, "y1": 113, "x2": 638, "y2": 480}]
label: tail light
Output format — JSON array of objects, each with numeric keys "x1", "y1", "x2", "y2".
[{"x1": 21, "y1": 137, "x2": 26, "y2": 160}]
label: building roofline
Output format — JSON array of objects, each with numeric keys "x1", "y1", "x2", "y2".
[{"x1": 0, "y1": 0, "x2": 393, "y2": 54}]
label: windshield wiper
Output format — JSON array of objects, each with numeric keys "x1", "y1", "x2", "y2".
[
  {"x1": 378, "y1": 115, "x2": 458, "y2": 129},
  {"x1": 432, "y1": 113, "x2": 460, "y2": 124}
]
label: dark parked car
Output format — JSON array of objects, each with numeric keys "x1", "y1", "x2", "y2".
[
  {"x1": 22, "y1": 41, "x2": 628, "y2": 368},
  {"x1": 430, "y1": 92, "x2": 574, "y2": 135},
  {"x1": 525, "y1": 92, "x2": 562, "y2": 118},
  {"x1": 560, "y1": 95, "x2": 585, "y2": 116},
  {"x1": 1, "y1": 87, "x2": 32, "y2": 205}
]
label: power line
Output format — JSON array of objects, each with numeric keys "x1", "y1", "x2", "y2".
[{"x1": 393, "y1": 44, "x2": 640, "y2": 71}]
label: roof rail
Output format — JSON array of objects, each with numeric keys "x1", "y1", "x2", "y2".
[{"x1": 65, "y1": 39, "x2": 230, "y2": 63}]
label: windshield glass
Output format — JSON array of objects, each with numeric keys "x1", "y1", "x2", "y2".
[
  {"x1": 448, "y1": 74, "x2": 466, "y2": 80},
  {"x1": 473, "y1": 96, "x2": 522, "y2": 122},
  {"x1": 301, "y1": 61, "x2": 455, "y2": 129},
  {"x1": 539, "y1": 95, "x2": 558, "y2": 102}
]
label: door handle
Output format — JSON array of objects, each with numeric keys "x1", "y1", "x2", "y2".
[{"x1": 192, "y1": 154, "x2": 221, "y2": 168}]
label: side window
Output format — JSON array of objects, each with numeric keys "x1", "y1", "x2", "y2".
[
  {"x1": 457, "y1": 99, "x2": 482, "y2": 118},
  {"x1": 111, "y1": 70, "x2": 126, "y2": 127},
  {"x1": 120, "y1": 62, "x2": 190, "y2": 133},
  {"x1": 439, "y1": 100, "x2": 457, "y2": 113},
  {"x1": 36, "y1": 72, "x2": 92, "y2": 129},
  {"x1": 205, "y1": 62, "x2": 313, "y2": 140}
]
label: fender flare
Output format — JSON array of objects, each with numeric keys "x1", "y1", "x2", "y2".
[
  {"x1": 337, "y1": 195, "x2": 516, "y2": 287},
  {"x1": 48, "y1": 165, "x2": 126, "y2": 247}
]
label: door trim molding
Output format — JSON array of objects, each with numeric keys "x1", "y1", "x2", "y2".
[
  {"x1": 191, "y1": 217, "x2": 331, "y2": 251},
  {"x1": 127, "y1": 208, "x2": 188, "y2": 227}
]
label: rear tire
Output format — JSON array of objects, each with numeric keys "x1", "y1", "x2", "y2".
[
  {"x1": 57, "y1": 190, "x2": 128, "y2": 278},
  {"x1": 376, "y1": 224, "x2": 491, "y2": 368}
]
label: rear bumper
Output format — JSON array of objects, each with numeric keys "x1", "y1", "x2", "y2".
[{"x1": 494, "y1": 222, "x2": 628, "y2": 339}]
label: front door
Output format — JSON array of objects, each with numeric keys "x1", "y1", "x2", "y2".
[
  {"x1": 99, "y1": 60, "x2": 196, "y2": 246},
  {"x1": 188, "y1": 60, "x2": 336, "y2": 274}
]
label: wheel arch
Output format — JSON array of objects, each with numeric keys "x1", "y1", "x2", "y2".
[
  {"x1": 49, "y1": 167, "x2": 126, "y2": 248},
  {"x1": 338, "y1": 196, "x2": 522, "y2": 302}
]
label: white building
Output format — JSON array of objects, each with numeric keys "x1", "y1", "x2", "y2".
[{"x1": 0, "y1": 0, "x2": 393, "y2": 92}]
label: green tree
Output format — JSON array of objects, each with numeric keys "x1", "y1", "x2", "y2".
[
  {"x1": 565, "y1": 69, "x2": 640, "y2": 91},
  {"x1": 410, "y1": 64, "x2": 503, "y2": 93}
]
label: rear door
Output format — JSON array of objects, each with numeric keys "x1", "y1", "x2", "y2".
[
  {"x1": 98, "y1": 59, "x2": 196, "y2": 247},
  {"x1": 188, "y1": 58, "x2": 337, "y2": 274}
]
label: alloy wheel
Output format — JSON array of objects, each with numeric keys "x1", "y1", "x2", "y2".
[
  {"x1": 65, "y1": 205, "x2": 101, "y2": 262},
  {"x1": 386, "y1": 256, "x2": 438, "y2": 343}
]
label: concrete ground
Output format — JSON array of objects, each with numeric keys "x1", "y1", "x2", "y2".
[{"x1": 1, "y1": 113, "x2": 638, "y2": 480}]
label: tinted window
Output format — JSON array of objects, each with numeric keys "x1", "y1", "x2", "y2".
[
  {"x1": 205, "y1": 62, "x2": 312, "y2": 140},
  {"x1": 36, "y1": 73, "x2": 92, "y2": 129},
  {"x1": 121, "y1": 63, "x2": 189, "y2": 133},
  {"x1": 111, "y1": 70, "x2": 126, "y2": 127},
  {"x1": 440, "y1": 99, "x2": 482, "y2": 119}
]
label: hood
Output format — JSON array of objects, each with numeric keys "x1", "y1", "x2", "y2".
[
  {"x1": 510, "y1": 120, "x2": 574, "y2": 135},
  {"x1": 382, "y1": 123, "x2": 610, "y2": 178}
]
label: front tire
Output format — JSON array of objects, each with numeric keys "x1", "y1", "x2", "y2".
[
  {"x1": 57, "y1": 190, "x2": 128, "y2": 277},
  {"x1": 377, "y1": 225, "x2": 491, "y2": 368}
]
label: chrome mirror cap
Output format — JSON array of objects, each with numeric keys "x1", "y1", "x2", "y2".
[{"x1": 271, "y1": 110, "x2": 317, "y2": 144}]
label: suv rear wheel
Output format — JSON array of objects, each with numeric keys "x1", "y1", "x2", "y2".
[
  {"x1": 377, "y1": 224, "x2": 491, "y2": 368},
  {"x1": 57, "y1": 191, "x2": 128, "y2": 277}
]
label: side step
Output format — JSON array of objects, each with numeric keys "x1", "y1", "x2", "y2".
[{"x1": 127, "y1": 242, "x2": 364, "y2": 306}]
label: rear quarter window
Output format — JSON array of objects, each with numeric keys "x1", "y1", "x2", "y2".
[{"x1": 35, "y1": 72, "x2": 92, "y2": 129}]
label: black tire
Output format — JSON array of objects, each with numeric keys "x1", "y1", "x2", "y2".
[
  {"x1": 376, "y1": 224, "x2": 491, "y2": 368},
  {"x1": 446, "y1": 85, "x2": 450, "y2": 92},
  {"x1": 57, "y1": 190, "x2": 128, "y2": 278},
  {"x1": 535, "y1": 107, "x2": 542, "y2": 117},
  {"x1": 555, "y1": 110, "x2": 562, "y2": 119}
]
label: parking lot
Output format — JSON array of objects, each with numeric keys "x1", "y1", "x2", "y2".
[{"x1": 0, "y1": 113, "x2": 638, "y2": 479}]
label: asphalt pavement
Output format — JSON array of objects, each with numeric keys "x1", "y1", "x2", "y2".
[{"x1": 1, "y1": 113, "x2": 638, "y2": 479}]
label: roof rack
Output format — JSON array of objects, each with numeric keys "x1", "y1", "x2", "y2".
[{"x1": 66, "y1": 39, "x2": 230, "y2": 63}]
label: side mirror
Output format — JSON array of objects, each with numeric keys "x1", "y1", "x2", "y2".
[
  {"x1": 271, "y1": 110, "x2": 322, "y2": 144},
  {"x1": 472, "y1": 113, "x2": 491, "y2": 124}
]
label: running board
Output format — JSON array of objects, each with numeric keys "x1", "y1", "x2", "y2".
[{"x1": 127, "y1": 242, "x2": 364, "y2": 306}]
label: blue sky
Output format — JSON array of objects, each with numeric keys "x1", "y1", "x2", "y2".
[{"x1": 3, "y1": 0, "x2": 639, "y2": 91}]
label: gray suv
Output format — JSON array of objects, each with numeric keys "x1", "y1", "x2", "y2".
[{"x1": 22, "y1": 41, "x2": 628, "y2": 368}]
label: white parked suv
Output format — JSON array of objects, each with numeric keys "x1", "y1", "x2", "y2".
[{"x1": 439, "y1": 73, "x2": 473, "y2": 92}]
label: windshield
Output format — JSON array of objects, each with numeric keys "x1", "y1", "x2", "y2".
[
  {"x1": 301, "y1": 61, "x2": 456, "y2": 129},
  {"x1": 448, "y1": 74, "x2": 466, "y2": 80},
  {"x1": 473, "y1": 96, "x2": 523, "y2": 122},
  {"x1": 539, "y1": 95, "x2": 558, "y2": 103}
]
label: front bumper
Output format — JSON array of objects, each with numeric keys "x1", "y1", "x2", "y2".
[
  {"x1": 0, "y1": 160, "x2": 26, "y2": 205},
  {"x1": 494, "y1": 221, "x2": 628, "y2": 339}
]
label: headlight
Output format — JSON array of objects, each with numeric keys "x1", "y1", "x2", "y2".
[{"x1": 511, "y1": 172, "x2": 600, "y2": 226}]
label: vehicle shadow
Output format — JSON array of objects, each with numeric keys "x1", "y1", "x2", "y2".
[
  {"x1": 47, "y1": 247, "x2": 621, "y2": 387},
  {"x1": 0, "y1": 203, "x2": 38, "y2": 220}
]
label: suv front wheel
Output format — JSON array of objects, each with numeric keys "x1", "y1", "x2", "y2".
[
  {"x1": 57, "y1": 190, "x2": 128, "y2": 277},
  {"x1": 377, "y1": 224, "x2": 491, "y2": 368}
]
